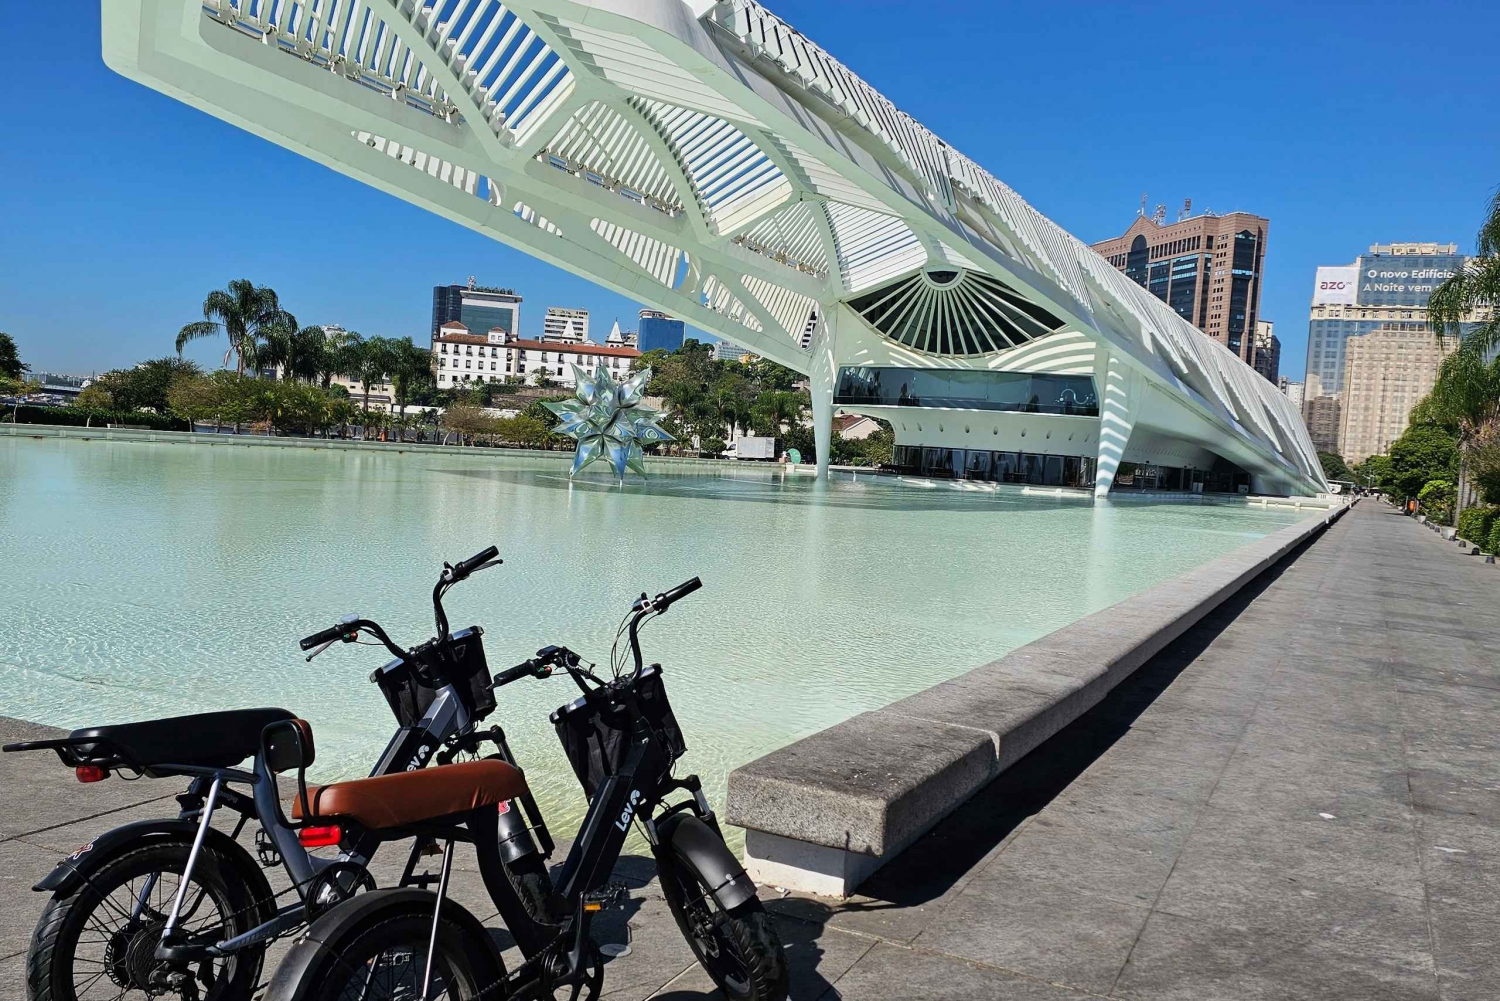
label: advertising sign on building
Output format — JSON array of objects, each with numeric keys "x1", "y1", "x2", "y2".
[
  {"x1": 1312, "y1": 265, "x2": 1359, "y2": 305},
  {"x1": 1355, "y1": 254, "x2": 1463, "y2": 307}
]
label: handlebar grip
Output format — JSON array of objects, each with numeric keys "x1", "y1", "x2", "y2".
[
  {"x1": 453, "y1": 545, "x2": 500, "y2": 578},
  {"x1": 299, "y1": 624, "x2": 347, "y2": 651},
  {"x1": 493, "y1": 659, "x2": 539, "y2": 688},
  {"x1": 655, "y1": 576, "x2": 702, "y2": 612}
]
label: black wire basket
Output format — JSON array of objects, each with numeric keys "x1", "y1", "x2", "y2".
[{"x1": 552, "y1": 663, "x2": 685, "y2": 799}]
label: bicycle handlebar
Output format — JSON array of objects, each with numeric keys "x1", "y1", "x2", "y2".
[
  {"x1": 298, "y1": 623, "x2": 348, "y2": 651},
  {"x1": 653, "y1": 576, "x2": 701, "y2": 613},
  {"x1": 451, "y1": 545, "x2": 500, "y2": 581}
]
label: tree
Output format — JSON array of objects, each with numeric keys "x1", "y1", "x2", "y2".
[
  {"x1": 1386, "y1": 423, "x2": 1459, "y2": 502},
  {"x1": 345, "y1": 334, "x2": 396, "y2": 436},
  {"x1": 1317, "y1": 452, "x2": 1352, "y2": 482},
  {"x1": 76, "y1": 357, "x2": 202, "y2": 413},
  {"x1": 1, "y1": 374, "x2": 43, "y2": 421},
  {"x1": 176, "y1": 280, "x2": 294, "y2": 375},
  {"x1": 1418, "y1": 480, "x2": 1456, "y2": 525},
  {"x1": 1419, "y1": 348, "x2": 1500, "y2": 521},
  {"x1": 257, "y1": 323, "x2": 328, "y2": 382},
  {"x1": 1429, "y1": 188, "x2": 1500, "y2": 356},
  {"x1": 387, "y1": 338, "x2": 434, "y2": 439},
  {"x1": 0, "y1": 332, "x2": 27, "y2": 380},
  {"x1": 166, "y1": 370, "x2": 257, "y2": 433},
  {"x1": 441, "y1": 403, "x2": 492, "y2": 446}
]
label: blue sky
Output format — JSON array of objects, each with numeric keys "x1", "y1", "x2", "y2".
[{"x1": 2, "y1": 1, "x2": 1496, "y2": 381}]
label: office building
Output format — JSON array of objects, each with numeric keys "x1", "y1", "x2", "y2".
[
  {"x1": 713, "y1": 341, "x2": 751, "y2": 363},
  {"x1": 1339, "y1": 327, "x2": 1455, "y2": 464},
  {"x1": 433, "y1": 322, "x2": 639, "y2": 389},
  {"x1": 1302, "y1": 374, "x2": 1342, "y2": 454},
  {"x1": 1278, "y1": 377, "x2": 1305, "y2": 413},
  {"x1": 543, "y1": 307, "x2": 589, "y2": 344},
  {"x1": 1252, "y1": 321, "x2": 1279, "y2": 383},
  {"x1": 431, "y1": 281, "x2": 522, "y2": 343},
  {"x1": 1305, "y1": 242, "x2": 1467, "y2": 393},
  {"x1": 1091, "y1": 208, "x2": 1270, "y2": 362},
  {"x1": 638, "y1": 309, "x2": 686, "y2": 353}
]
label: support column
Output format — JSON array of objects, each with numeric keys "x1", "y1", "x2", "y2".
[
  {"x1": 809, "y1": 307, "x2": 837, "y2": 479},
  {"x1": 1094, "y1": 351, "x2": 1142, "y2": 498}
]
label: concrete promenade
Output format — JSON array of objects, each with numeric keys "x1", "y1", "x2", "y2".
[{"x1": 1, "y1": 501, "x2": 1496, "y2": 998}]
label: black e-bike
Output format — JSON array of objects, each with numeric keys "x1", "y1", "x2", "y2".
[
  {"x1": 265, "y1": 577, "x2": 789, "y2": 1001},
  {"x1": 1, "y1": 547, "x2": 561, "y2": 1001}
]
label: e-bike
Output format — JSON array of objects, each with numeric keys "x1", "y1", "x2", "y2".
[
  {"x1": 265, "y1": 577, "x2": 789, "y2": 1001},
  {"x1": 3, "y1": 547, "x2": 561, "y2": 1001}
]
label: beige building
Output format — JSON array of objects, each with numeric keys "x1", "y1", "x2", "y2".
[
  {"x1": 433, "y1": 321, "x2": 638, "y2": 389},
  {"x1": 1302, "y1": 374, "x2": 1342, "y2": 455},
  {"x1": 1090, "y1": 209, "x2": 1270, "y2": 363},
  {"x1": 542, "y1": 307, "x2": 589, "y2": 344},
  {"x1": 1338, "y1": 327, "x2": 1455, "y2": 464}
]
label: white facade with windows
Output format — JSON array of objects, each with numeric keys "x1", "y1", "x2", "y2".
[
  {"x1": 542, "y1": 307, "x2": 590, "y2": 344},
  {"x1": 433, "y1": 322, "x2": 638, "y2": 388},
  {"x1": 104, "y1": 0, "x2": 1326, "y2": 495}
]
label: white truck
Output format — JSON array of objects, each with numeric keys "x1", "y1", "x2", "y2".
[{"x1": 724, "y1": 435, "x2": 779, "y2": 460}]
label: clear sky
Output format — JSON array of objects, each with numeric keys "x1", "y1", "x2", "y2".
[{"x1": 2, "y1": 1, "x2": 1496, "y2": 381}]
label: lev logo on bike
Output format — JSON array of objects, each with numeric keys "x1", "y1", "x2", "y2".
[
  {"x1": 405, "y1": 743, "x2": 432, "y2": 772},
  {"x1": 614, "y1": 789, "x2": 642, "y2": 832}
]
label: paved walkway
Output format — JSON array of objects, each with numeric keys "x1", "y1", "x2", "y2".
[{"x1": 2, "y1": 501, "x2": 1496, "y2": 999}]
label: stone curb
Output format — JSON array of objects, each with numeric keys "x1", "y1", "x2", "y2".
[{"x1": 726, "y1": 499, "x2": 1353, "y2": 895}]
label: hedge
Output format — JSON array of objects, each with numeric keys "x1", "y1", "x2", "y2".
[
  {"x1": 1457, "y1": 506, "x2": 1499, "y2": 549},
  {"x1": 1489, "y1": 520, "x2": 1500, "y2": 556},
  {"x1": 4, "y1": 404, "x2": 188, "y2": 432}
]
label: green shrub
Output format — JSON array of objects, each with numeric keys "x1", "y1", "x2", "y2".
[
  {"x1": 9, "y1": 404, "x2": 187, "y2": 431},
  {"x1": 1457, "y1": 507, "x2": 1496, "y2": 546},
  {"x1": 1418, "y1": 479, "x2": 1455, "y2": 526}
]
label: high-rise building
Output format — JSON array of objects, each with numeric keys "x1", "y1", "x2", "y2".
[
  {"x1": 1278, "y1": 377, "x2": 1306, "y2": 413},
  {"x1": 431, "y1": 280, "x2": 522, "y2": 343},
  {"x1": 1305, "y1": 242, "x2": 1467, "y2": 393},
  {"x1": 638, "y1": 309, "x2": 686, "y2": 353},
  {"x1": 1090, "y1": 208, "x2": 1270, "y2": 362},
  {"x1": 713, "y1": 341, "x2": 750, "y2": 363},
  {"x1": 1301, "y1": 374, "x2": 1342, "y2": 454},
  {"x1": 1338, "y1": 327, "x2": 1455, "y2": 465},
  {"x1": 543, "y1": 307, "x2": 589, "y2": 344},
  {"x1": 1252, "y1": 320, "x2": 1279, "y2": 383}
]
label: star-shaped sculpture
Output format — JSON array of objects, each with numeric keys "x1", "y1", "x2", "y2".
[{"x1": 545, "y1": 364, "x2": 675, "y2": 482}]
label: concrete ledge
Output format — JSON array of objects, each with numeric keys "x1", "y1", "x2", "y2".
[
  {"x1": 0, "y1": 422, "x2": 733, "y2": 469},
  {"x1": 727, "y1": 499, "x2": 1354, "y2": 895}
]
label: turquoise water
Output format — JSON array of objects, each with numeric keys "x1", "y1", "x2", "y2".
[{"x1": 1, "y1": 437, "x2": 1307, "y2": 839}]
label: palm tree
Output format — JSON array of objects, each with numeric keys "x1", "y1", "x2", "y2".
[
  {"x1": 176, "y1": 280, "x2": 294, "y2": 375},
  {"x1": 387, "y1": 338, "x2": 434, "y2": 441},
  {"x1": 315, "y1": 327, "x2": 360, "y2": 390},
  {"x1": 1429, "y1": 189, "x2": 1500, "y2": 355},
  {"x1": 1420, "y1": 348, "x2": 1500, "y2": 522},
  {"x1": 345, "y1": 335, "x2": 396, "y2": 437},
  {"x1": 257, "y1": 322, "x2": 328, "y2": 382}
]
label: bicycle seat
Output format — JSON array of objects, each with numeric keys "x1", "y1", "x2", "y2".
[
  {"x1": 68, "y1": 708, "x2": 296, "y2": 769},
  {"x1": 291, "y1": 759, "x2": 528, "y2": 829}
]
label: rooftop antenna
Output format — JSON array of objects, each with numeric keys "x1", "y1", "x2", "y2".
[
  {"x1": 1179, "y1": 197, "x2": 1192, "y2": 222},
  {"x1": 1151, "y1": 203, "x2": 1167, "y2": 226},
  {"x1": 467, "y1": 275, "x2": 476, "y2": 290},
  {"x1": 1138, "y1": 192, "x2": 1147, "y2": 216}
]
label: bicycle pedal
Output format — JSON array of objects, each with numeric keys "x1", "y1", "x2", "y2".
[
  {"x1": 254, "y1": 829, "x2": 282, "y2": 868},
  {"x1": 583, "y1": 881, "x2": 629, "y2": 910}
]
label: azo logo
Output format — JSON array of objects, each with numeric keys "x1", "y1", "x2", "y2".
[
  {"x1": 614, "y1": 790, "x2": 643, "y2": 832},
  {"x1": 405, "y1": 744, "x2": 433, "y2": 772},
  {"x1": 1320, "y1": 280, "x2": 1349, "y2": 290}
]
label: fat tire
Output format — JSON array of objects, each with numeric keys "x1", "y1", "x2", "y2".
[
  {"x1": 502, "y1": 853, "x2": 560, "y2": 925},
  {"x1": 660, "y1": 857, "x2": 788, "y2": 1001},
  {"x1": 276, "y1": 909, "x2": 502, "y2": 1001},
  {"x1": 28, "y1": 839, "x2": 269, "y2": 1001}
]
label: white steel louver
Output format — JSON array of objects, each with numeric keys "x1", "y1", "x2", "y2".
[
  {"x1": 588, "y1": 219, "x2": 688, "y2": 288},
  {"x1": 703, "y1": 276, "x2": 762, "y2": 332},
  {"x1": 205, "y1": 0, "x2": 573, "y2": 142},
  {"x1": 740, "y1": 275, "x2": 817, "y2": 349},
  {"x1": 539, "y1": 101, "x2": 683, "y2": 214},
  {"x1": 353, "y1": 131, "x2": 502, "y2": 205},
  {"x1": 734, "y1": 202, "x2": 829, "y2": 278},
  {"x1": 823, "y1": 203, "x2": 926, "y2": 293},
  {"x1": 631, "y1": 99, "x2": 792, "y2": 235},
  {"x1": 848, "y1": 269, "x2": 1064, "y2": 357}
]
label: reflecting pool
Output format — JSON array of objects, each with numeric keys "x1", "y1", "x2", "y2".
[{"x1": 1, "y1": 437, "x2": 1309, "y2": 842}]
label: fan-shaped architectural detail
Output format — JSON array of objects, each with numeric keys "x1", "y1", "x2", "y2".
[
  {"x1": 848, "y1": 270, "x2": 1064, "y2": 357},
  {"x1": 105, "y1": 0, "x2": 1326, "y2": 497},
  {"x1": 631, "y1": 99, "x2": 791, "y2": 234},
  {"x1": 539, "y1": 100, "x2": 682, "y2": 214}
]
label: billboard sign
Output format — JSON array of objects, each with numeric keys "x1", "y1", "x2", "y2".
[
  {"x1": 1356, "y1": 253, "x2": 1464, "y2": 306},
  {"x1": 1312, "y1": 265, "x2": 1358, "y2": 305}
]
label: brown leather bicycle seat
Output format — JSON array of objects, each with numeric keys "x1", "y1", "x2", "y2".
[{"x1": 291, "y1": 759, "x2": 528, "y2": 829}]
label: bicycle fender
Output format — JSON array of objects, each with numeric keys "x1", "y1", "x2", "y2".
[
  {"x1": 35, "y1": 818, "x2": 256, "y2": 898},
  {"x1": 657, "y1": 813, "x2": 757, "y2": 912}
]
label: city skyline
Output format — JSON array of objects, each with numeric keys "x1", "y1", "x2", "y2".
[{"x1": 3, "y1": 2, "x2": 1497, "y2": 380}]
